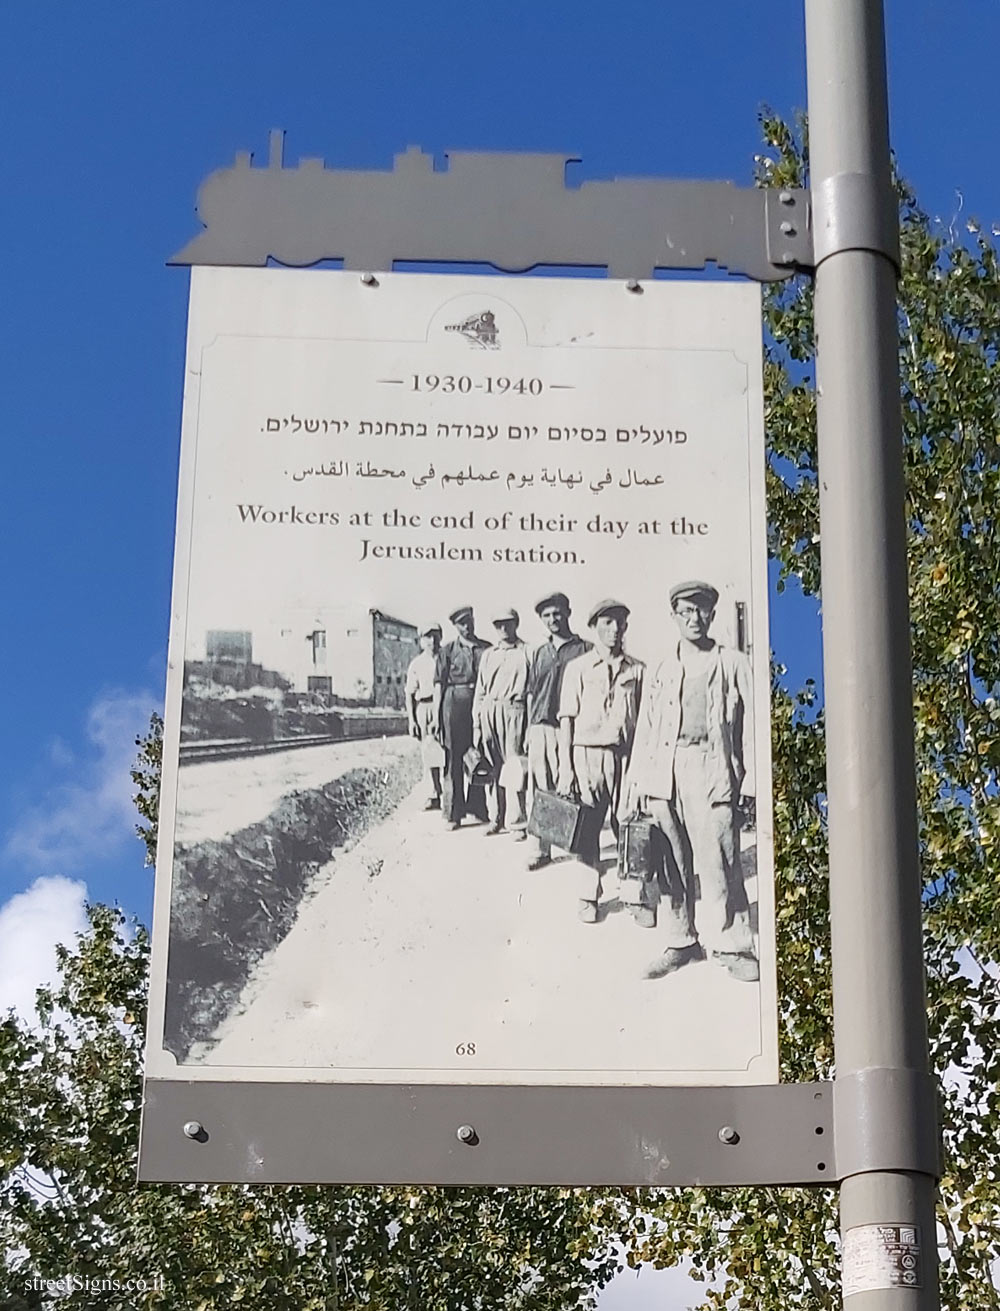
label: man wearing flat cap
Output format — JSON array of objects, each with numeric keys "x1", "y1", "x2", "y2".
[
  {"x1": 474, "y1": 608, "x2": 530, "y2": 835},
  {"x1": 624, "y1": 580, "x2": 759, "y2": 981},
  {"x1": 558, "y1": 599, "x2": 644, "y2": 921},
  {"x1": 435, "y1": 607, "x2": 491, "y2": 829},
  {"x1": 524, "y1": 592, "x2": 590, "y2": 870},
  {"x1": 406, "y1": 621, "x2": 445, "y2": 811}
]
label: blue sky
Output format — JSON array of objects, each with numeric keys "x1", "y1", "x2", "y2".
[{"x1": 1, "y1": 1, "x2": 997, "y2": 1298}]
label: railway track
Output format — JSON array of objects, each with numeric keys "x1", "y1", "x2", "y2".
[{"x1": 179, "y1": 721, "x2": 406, "y2": 764}]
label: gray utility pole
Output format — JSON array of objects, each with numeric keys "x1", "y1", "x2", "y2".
[{"x1": 805, "y1": 2, "x2": 941, "y2": 1307}]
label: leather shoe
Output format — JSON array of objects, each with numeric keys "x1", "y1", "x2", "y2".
[
  {"x1": 713, "y1": 952, "x2": 760, "y2": 982},
  {"x1": 527, "y1": 855, "x2": 552, "y2": 871},
  {"x1": 577, "y1": 899, "x2": 599, "y2": 924},
  {"x1": 631, "y1": 905, "x2": 656, "y2": 929},
  {"x1": 643, "y1": 943, "x2": 705, "y2": 979}
]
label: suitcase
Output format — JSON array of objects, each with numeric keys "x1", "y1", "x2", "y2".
[
  {"x1": 618, "y1": 816, "x2": 656, "y2": 885},
  {"x1": 527, "y1": 789, "x2": 604, "y2": 856}
]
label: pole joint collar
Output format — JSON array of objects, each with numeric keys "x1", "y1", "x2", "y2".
[
  {"x1": 834, "y1": 1067, "x2": 941, "y2": 1181},
  {"x1": 812, "y1": 171, "x2": 900, "y2": 273}
]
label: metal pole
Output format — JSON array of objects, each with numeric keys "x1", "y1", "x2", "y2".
[{"x1": 804, "y1": 2, "x2": 940, "y2": 1308}]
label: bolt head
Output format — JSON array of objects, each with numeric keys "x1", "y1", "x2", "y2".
[
  {"x1": 779, "y1": 190, "x2": 794, "y2": 205},
  {"x1": 456, "y1": 1123, "x2": 477, "y2": 1144},
  {"x1": 625, "y1": 279, "x2": 642, "y2": 293},
  {"x1": 718, "y1": 1125, "x2": 740, "y2": 1145},
  {"x1": 360, "y1": 272, "x2": 378, "y2": 286},
  {"x1": 781, "y1": 251, "x2": 796, "y2": 265},
  {"x1": 779, "y1": 220, "x2": 796, "y2": 236},
  {"x1": 183, "y1": 1120, "x2": 204, "y2": 1139}
]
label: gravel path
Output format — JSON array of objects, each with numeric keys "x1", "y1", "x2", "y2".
[{"x1": 196, "y1": 785, "x2": 773, "y2": 1085}]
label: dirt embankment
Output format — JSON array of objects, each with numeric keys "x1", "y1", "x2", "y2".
[{"x1": 164, "y1": 751, "x2": 421, "y2": 1061}]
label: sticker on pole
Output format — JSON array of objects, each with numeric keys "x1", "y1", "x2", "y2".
[{"x1": 843, "y1": 1224, "x2": 922, "y2": 1297}]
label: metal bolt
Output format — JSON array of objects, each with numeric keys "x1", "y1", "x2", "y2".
[
  {"x1": 782, "y1": 251, "x2": 796, "y2": 265},
  {"x1": 183, "y1": 1120, "x2": 204, "y2": 1139},
  {"x1": 624, "y1": 279, "x2": 642, "y2": 293},
  {"x1": 456, "y1": 1124, "x2": 478, "y2": 1144},
  {"x1": 718, "y1": 1125, "x2": 740, "y2": 1145},
  {"x1": 360, "y1": 272, "x2": 379, "y2": 286},
  {"x1": 779, "y1": 190, "x2": 794, "y2": 205},
  {"x1": 779, "y1": 220, "x2": 796, "y2": 236}
]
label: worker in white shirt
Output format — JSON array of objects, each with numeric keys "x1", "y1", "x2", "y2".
[
  {"x1": 558, "y1": 599, "x2": 644, "y2": 923},
  {"x1": 474, "y1": 607, "x2": 529, "y2": 836},
  {"x1": 405, "y1": 622, "x2": 444, "y2": 811}
]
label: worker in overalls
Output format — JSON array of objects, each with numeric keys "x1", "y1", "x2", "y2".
[{"x1": 435, "y1": 606, "x2": 490, "y2": 829}]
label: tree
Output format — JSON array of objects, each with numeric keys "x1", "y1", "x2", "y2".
[
  {"x1": 1, "y1": 713, "x2": 622, "y2": 1310},
  {"x1": 131, "y1": 712, "x2": 162, "y2": 868},
  {"x1": 621, "y1": 115, "x2": 1000, "y2": 1309}
]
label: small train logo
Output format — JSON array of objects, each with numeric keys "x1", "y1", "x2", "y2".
[{"x1": 445, "y1": 309, "x2": 499, "y2": 349}]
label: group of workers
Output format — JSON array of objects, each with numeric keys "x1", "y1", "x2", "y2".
[{"x1": 404, "y1": 584, "x2": 759, "y2": 983}]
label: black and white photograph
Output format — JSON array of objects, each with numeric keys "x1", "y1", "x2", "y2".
[{"x1": 145, "y1": 268, "x2": 778, "y2": 1086}]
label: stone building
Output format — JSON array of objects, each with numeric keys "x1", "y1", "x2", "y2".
[{"x1": 193, "y1": 609, "x2": 418, "y2": 709}]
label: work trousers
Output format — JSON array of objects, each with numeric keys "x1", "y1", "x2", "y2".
[
  {"x1": 526, "y1": 723, "x2": 559, "y2": 858},
  {"x1": 646, "y1": 743, "x2": 754, "y2": 955},
  {"x1": 572, "y1": 743, "x2": 623, "y2": 902},
  {"x1": 441, "y1": 686, "x2": 488, "y2": 823},
  {"x1": 479, "y1": 699, "x2": 526, "y2": 827},
  {"x1": 414, "y1": 699, "x2": 443, "y2": 802}
]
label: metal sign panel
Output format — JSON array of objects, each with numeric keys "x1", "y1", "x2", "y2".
[{"x1": 141, "y1": 267, "x2": 777, "y2": 1182}]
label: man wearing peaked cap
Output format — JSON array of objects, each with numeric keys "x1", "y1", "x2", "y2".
[
  {"x1": 435, "y1": 607, "x2": 490, "y2": 828},
  {"x1": 668, "y1": 580, "x2": 719, "y2": 610},
  {"x1": 557, "y1": 598, "x2": 644, "y2": 922},
  {"x1": 624, "y1": 578, "x2": 759, "y2": 982},
  {"x1": 405, "y1": 621, "x2": 444, "y2": 810},
  {"x1": 525, "y1": 592, "x2": 590, "y2": 870},
  {"x1": 587, "y1": 598, "x2": 630, "y2": 626},
  {"x1": 534, "y1": 591, "x2": 570, "y2": 616},
  {"x1": 474, "y1": 607, "x2": 529, "y2": 836}
]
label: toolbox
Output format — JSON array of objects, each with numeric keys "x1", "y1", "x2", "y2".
[
  {"x1": 527, "y1": 789, "x2": 604, "y2": 856},
  {"x1": 617, "y1": 815, "x2": 657, "y2": 884},
  {"x1": 463, "y1": 747, "x2": 496, "y2": 786}
]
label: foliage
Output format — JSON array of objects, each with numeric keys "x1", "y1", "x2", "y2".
[
  {"x1": 0, "y1": 900, "x2": 621, "y2": 1309},
  {"x1": 623, "y1": 113, "x2": 1000, "y2": 1308},
  {"x1": 131, "y1": 713, "x2": 162, "y2": 869}
]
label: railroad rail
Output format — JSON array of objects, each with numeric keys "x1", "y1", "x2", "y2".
[{"x1": 179, "y1": 717, "x2": 407, "y2": 764}]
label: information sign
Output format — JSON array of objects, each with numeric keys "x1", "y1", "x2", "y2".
[{"x1": 141, "y1": 268, "x2": 777, "y2": 1180}]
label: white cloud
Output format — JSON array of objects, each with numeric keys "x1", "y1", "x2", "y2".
[
  {"x1": 3, "y1": 688, "x2": 154, "y2": 874},
  {"x1": 0, "y1": 875, "x2": 89, "y2": 1021}
]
